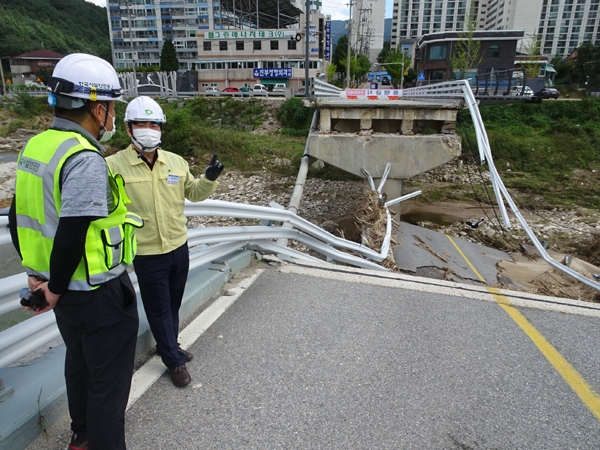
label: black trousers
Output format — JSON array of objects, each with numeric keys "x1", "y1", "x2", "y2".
[
  {"x1": 54, "y1": 271, "x2": 139, "y2": 450},
  {"x1": 133, "y1": 242, "x2": 189, "y2": 369}
]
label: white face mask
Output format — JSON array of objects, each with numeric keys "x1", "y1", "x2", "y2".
[
  {"x1": 132, "y1": 128, "x2": 162, "y2": 152},
  {"x1": 98, "y1": 107, "x2": 116, "y2": 143}
]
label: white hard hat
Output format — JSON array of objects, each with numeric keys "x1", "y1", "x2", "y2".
[
  {"x1": 47, "y1": 53, "x2": 123, "y2": 109},
  {"x1": 124, "y1": 96, "x2": 166, "y2": 123}
]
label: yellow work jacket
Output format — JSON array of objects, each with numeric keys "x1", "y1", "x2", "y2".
[{"x1": 106, "y1": 146, "x2": 217, "y2": 255}]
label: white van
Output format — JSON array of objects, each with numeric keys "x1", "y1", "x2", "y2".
[
  {"x1": 272, "y1": 83, "x2": 287, "y2": 92},
  {"x1": 253, "y1": 84, "x2": 268, "y2": 96}
]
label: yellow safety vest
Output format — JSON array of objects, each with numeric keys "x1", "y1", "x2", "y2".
[{"x1": 15, "y1": 129, "x2": 143, "y2": 290}]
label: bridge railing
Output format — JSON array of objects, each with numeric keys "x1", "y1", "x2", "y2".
[{"x1": 402, "y1": 80, "x2": 600, "y2": 292}]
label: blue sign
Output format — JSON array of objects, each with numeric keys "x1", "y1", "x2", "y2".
[
  {"x1": 325, "y1": 20, "x2": 331, "y2": 61},
  {"x1": 253, "y1": 68, "x2": 292, "y2": 78},
  {"x1": 418, "y1": 72, "x2": 425, "y2": 81}
]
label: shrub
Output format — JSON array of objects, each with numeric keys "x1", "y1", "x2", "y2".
[
  {"x1": 276, "y1": 98, "x2": 312, "y2": 129},
  {"x1": 11, "y1": 93, "x2": 47, "y2": 118}
]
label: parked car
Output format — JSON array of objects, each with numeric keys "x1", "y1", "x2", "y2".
[
  {"x1": 294, "y1": 87, "x2": 306, "y2": 97},
  {"x1": 253, "y1": 84, "x2": 268, "y2": 96},
  {"x1": 510, "y1": 85, "x2": 534, "y2": 96},
  {"x1": 536, "y1": 87, "x2": 560, "y2": 99},
  {"x1": 272, "y1": 83, "x2": 287, "y2": 92},
  {"x1": 381, "y1": 76, "x2": 391, "y2": 86},
  {"x1": 222, "y1": 87, "x2": 241, "y2": 97},
  {"x1": 205, "y1": 87, "x2": 220, "y2": 96}
]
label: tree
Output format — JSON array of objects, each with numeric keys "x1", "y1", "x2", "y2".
[
  {"x1": 383, "y1": 48, "x2": 411, "y2": 88},
  {"x1": 522, "y1": 35, "x2": 542, "y2": 81},
  {"x1": 573, "y1": 41, "x2": 600, "y2": 89},
  {"x1": 326, "y1": 63, "x2": 337, "y2": 82},
  {"x1": 450, "y1": 20, "x2": 482, "y2": 80},
  {"x1": 355, "y1": 54, "x2": 371, "y2": 80},
  {"x1": 160, "y1": 39, "x2": 179, "y2": 72},
  {"x1": 550, "y1": 53, "x2": 572, "y2": 85},
  {"x1": 332, "y1": 35, "x2": 353, "y2": 75},
  {"x1": 377, "y1": 41, "x2": 391, "y2": 64}
]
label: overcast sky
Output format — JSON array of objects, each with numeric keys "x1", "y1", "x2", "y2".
[{"x1": 84, "y1": 0, "x2": 393, "y2": 22}]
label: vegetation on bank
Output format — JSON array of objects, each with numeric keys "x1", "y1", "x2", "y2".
[
  {"x1": 2, "y1": 94, "x2": 599, "y2": 208},
  {"x1": 457, "y1": 99, "x2": 600, "y2": 210}
]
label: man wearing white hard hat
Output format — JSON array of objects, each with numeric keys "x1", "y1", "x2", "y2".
[
  {"x1": 106, "y1": 96, "x2": 223, "y2": 387},
  {"x1": 8, "y1": 53, "x2": 142, "y2": 450}
]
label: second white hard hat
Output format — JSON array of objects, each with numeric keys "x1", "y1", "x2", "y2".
[{"x1": 124, "y1": 96, "x2": 167, "y2": 123}]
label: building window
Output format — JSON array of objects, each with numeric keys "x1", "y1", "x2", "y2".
[
  {"x1": 236, "y1": 41, "x2": 244, "y2": 50},
  {"x1": 270, "y1": 40, "x2": 279, "y2": 50},
  {"x1": 253, "y1": 40, "x2": 261, "y2": 50},
  {"x1": 487, "y1": 44, "x2": 500, "y2": 58},
  {"x1": 219, "y1": 41, "x2": 227, "y2": 51},
  {"x1": 203, "y1": 41, "x2": 211, "y2": 51},
  {"x1": 288, "y1": 39, "x2": 297, "y2": 50},
  {"x1": 428, "y1": 43, "x2": 447, "y2": 60}
]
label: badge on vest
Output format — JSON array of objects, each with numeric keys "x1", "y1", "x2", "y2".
[{"x1": 167, "y1": 174, "x2": 179, "y2": 185}]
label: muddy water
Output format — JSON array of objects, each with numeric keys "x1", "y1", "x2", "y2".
[
  {"x1": 0, "y1": 151, "x2": 19, "y2": 163},
  {"x1": 400, "y1": 210, "x2": 460, "y2": 227}
]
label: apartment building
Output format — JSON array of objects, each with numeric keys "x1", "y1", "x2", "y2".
[
  {"x1": 391, "y1": 0, "x2": 485, "y2": 50},
  {"x1": 391, "y1": 0, "x2": 600, "y2": 57},
  {"x1": 106, "y1": 0, "x2": 328, "y2": 90}
]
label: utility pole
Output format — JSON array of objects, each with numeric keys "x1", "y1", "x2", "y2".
[
  {"x1": 305, "y1": 0, "x2": 310, "y2": 97},
  {"x1": 345, "y1": 0, "x2": 353, "y2": 88}
]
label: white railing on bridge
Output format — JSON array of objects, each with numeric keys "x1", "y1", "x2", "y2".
[{"x1": 402, "y1": 80, "x2": 600, "y2": 293}]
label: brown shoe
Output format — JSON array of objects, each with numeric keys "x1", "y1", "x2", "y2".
[
  {"x1": 178, "y1": 347, "x2": 193, "y2": 362},
  {"x1": 168, "y1": 364, "x2": 191, "y2": 387}
]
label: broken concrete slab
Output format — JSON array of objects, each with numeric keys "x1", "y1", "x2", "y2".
[{"x1": 394, "y1": 221, "x2": 513, "y2": 285}]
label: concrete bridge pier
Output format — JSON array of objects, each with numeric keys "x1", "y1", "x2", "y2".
[{"x1": 307, "y1": 99, "x2": 464, "y2": 216}]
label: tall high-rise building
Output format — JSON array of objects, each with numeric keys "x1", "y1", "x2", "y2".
[
  {"x1": 351, "y1": 0, "x2": 387, "y2": 61},
  {"x1": 391, "y1": 0, "x2": 600, "y2": 57}
]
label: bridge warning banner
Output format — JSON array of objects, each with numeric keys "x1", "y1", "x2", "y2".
[{"x1": 342, "y1": 89, "x2": 404, "y2": 100}]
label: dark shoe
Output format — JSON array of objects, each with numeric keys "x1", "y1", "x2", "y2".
[
  {"x1": 179, "y1": 346, "x2": 193, "y2": 362},
  {"x1": 168, "y1": 364, "x2": 191, "y2": 387},
  {"x1": 68, "y1": 433, "x2": 88, "y2": 450}
]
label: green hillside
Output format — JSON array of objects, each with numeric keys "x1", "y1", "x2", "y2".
[{"x1": 0, "y1": 0, "x2": 110, "y2": 61}]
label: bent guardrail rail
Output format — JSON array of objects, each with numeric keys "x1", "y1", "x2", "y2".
[{"x1": 402, "y1": 80, "x2": 600, "y2": 292}]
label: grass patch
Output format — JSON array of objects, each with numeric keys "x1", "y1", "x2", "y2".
[{"x1": 458, "y1": 98, "x2": 600, "y2": 210}]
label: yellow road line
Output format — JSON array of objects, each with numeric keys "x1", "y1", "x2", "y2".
[{"x1": 446, "y1": 234, "x2": 600, "y2": 421}]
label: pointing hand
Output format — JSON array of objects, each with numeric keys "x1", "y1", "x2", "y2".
[{"x1": 205, "y1": 153, "x2": 224, "y2": 181}]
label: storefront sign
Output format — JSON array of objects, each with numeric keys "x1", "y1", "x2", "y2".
[
  {"x1": 253, "y1": 68, "x2": 292, "y2": 78},
  {"x1": 325, "y1": 18, "x2": 331, "y2": 60},
  {"x1": 204, "y1": 29, "x2": 297, "y2": 40}
]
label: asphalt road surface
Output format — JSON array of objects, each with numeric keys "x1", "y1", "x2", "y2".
[{"x1": 123, "y1": 262, "x2": 600, "y2": 449}]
